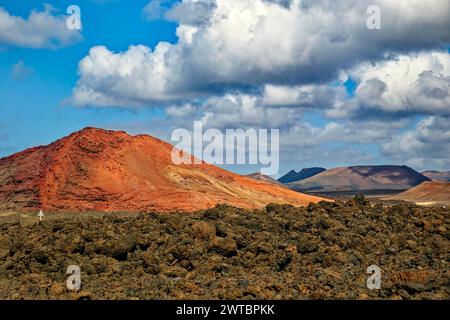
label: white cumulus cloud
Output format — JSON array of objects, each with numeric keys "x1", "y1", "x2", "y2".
[
  {"x1": 11, "y1": 60, "x2": 34, "y2": 81},
  {"x1": 330, "y1": 51, "x2": 450, "y2": 118},
  {"x1": 0, "y1": 5, "x2": 82, "y2": 49}
]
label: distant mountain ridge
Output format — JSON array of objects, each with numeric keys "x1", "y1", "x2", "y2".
[
  {"x1": 245, "y1": 173, "x2": 282, "y2": 185},
  {"x1": 287, "y1": 165, "x2": 431, "y2": 194},
  {"x1": 278, "y1": 167, "x2": 326, "y2": 183},
  {"x1": 421, "y1": 171, "x2": 450, "y2": 182}
]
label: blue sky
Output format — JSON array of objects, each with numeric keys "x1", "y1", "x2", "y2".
[
  {"x1": 0, "y1": 0, "x2": 449, "y2": 177},
  {"x1": 0, "y1": 0, "x2": 177, "y2": 152}
]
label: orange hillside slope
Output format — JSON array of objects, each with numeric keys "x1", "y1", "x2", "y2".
[{"x1": 0, "y1": 128, "x2": 326, "y2": 212}]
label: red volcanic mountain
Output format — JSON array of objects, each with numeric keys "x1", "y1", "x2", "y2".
[
  {"x1": 0, "y1": 128, "x2": 325, "y2": 212},
  {"x1": 387, "y1": 181, "x2": 450, "y2": 204}
]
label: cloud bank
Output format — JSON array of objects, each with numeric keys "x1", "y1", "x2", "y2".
[
  {"x1": 68, "y1": 0, "x2": 450, "y2": 171},
  {"x1": 71, "y1": 0, "x2": 450, "y2": 107}
]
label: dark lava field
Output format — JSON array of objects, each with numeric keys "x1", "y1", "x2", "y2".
[{"x1": 0, "y1": 198, "x2": 449, "y2": 300}]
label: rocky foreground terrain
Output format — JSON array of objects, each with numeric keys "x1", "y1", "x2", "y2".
[{"x1": 0, "y1": 198, "x2": 448, "y2": 300}]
